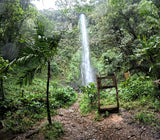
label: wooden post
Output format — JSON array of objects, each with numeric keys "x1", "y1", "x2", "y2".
[
  {"x1": 124, "y1": 71, "x2": 130, "y2": 81},
  {"x1": 114, "y1": 73, "x2": 119, "y2": 109}
]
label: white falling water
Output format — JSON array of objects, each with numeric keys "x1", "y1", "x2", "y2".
[{"x1": 80, "y1": 14, "x2": 94, "y2": 86}]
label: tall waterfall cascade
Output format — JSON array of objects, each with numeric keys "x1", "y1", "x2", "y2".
[{"x1": 80, "y1": 14, "x2": 94, "y2": 86}]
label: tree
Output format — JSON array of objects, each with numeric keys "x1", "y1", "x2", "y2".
[
  {"x1": 88, "y1": 0, "x2": 160, "y2": 77},
  {"x1": 17, "y1": 21, "x2": 61, "y2": 124},
  {"x1": 0, "y1": 0, "x2": 37, "y2": 103},
  {"x1": 0, "y1": 57, "x2": 9, "y2": 101},
  {"x1": 0, "y1": 0, "x2": 35, "y2": 44}
]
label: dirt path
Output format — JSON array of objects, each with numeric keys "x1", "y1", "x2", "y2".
[
  {"x1": 53, "y1": 101, "x2": 159, "y2": 140},
  {"x1": 11, "y1": 99, "x2": 160, "y2": 140}
]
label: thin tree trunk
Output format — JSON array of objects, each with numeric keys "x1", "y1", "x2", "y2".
[
  {"x1": 46, "y1": 60, "x2": 52, "y2": 125},
  {"x1": 0, "y1": 78, "x2": 4, "y2": 101}
]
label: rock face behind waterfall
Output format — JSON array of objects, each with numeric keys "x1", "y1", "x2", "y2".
[{"x1": 80, "y1": 14, "x2": 94, "y2": 86}]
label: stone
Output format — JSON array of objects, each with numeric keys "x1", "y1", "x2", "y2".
[
  {"x1": 59, "y1": 113, "x2": 63, "y2": 116},
  {"x1": 69, "y1": 109, "x2": 74, "y2": 113},
  {"x1": 156, "y1": 135, "x2": 160, "y2": 139}
]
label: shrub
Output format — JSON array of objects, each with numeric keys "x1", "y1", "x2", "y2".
[
  {"x1": 79, "y1": 83, "x2": 97, "y2": 114},
  {"x1": 43, "y1": 122, "x2": 64, "y2": 140},
  {"x1": 119, "y1": 75, "x2": 154, "y2": 101},
  {"x1": 2, "y1": 84, "x2": 77, "y2": 133},
  {"x1": 100, "y1": 89, "x2": 117, "y2": 106},
  {"x1": 134, "y1": 112, "x2": 158, "y2": 125},
  {"x1": 53, "y1": 86, "x2": 77, "y2": 107},
  {"x1": 148, "y1": 99, "x2": 160, "y2": 112},
  {"x1": 94, "y1": 111, "x2": 102, "y2": 121},
  {"x1": 80, "y1": 83, "x2": 97, "y2": 105}
]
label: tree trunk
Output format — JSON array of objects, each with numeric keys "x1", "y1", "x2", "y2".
[
  {"x1": 0, "y1": 78, "x2": 4, "y2": 101},
  {"x1": 46, "y1": 60, "x2": 52, "y2": 125}
]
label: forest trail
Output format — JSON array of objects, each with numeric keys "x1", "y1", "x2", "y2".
[
  {"x1": 12, "y1": 98, "x2": 159, "y2": 140},
  {"x1": 54, "y1": 101, "x2": 159, "y2": 140}
]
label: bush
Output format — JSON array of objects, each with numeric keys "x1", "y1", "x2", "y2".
[
  {"x1": 80, "y1": 83, "x2": 97, "y2": 105},
  {"x1": 119, "y1": 75, "x2": 154, "y2": 101},
  {"x1": 100, "y1": 89, "x2": 117, "y2": 106},
  {"x1": 53, "y1": 86, "x2": 77, "y2": 108},
  {"x1": 3, "y1": 111, "x2": 34, "y2": 133},
  {"x1": 43, "y1": 122, "x2": 64, "y2": 140},
  {"x1": 134, "y1": 112, "x2": 158, "y2": 125},
  {"x1": 79, "y1": 83, "x2": 97, "y2": 114},
  {"x1": 1, "y1": 83, "x2": 77, "y2": 133},
  {"x1": 148, "y1": 99, "x2": 160, "y2": 112}
]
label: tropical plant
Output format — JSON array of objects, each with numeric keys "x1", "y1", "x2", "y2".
[
  {"x1": 119, "y1": 75, "x2": 154, "y2": 101},
  {"x1": 79, "y1": 83, "x2": 97, "y2": 114},
  {"x1": 16, "y1": 21, "x2": 61, "y2": 124},
  {"x1": 80, "y1": 83, "x2": 97, "y2": 105},
  {"x1": 0, "y1": 57, "x2": 10, "y2": 101}
]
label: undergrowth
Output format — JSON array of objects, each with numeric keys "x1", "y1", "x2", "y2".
[
  {"x1": 37, "y1": 122, "x2": 64, "y2": 140},
  {"x1": 134, "y1": 112, "x2": 159, "y2": 125},
  {"x1": 79, "y1": 75, "x2": 160, "y2": 129},
  {"x1": 79, "y1": 82, "x2": 116, "y2": 115},
  {"x1": 79, "y1": 83, "x2": 97, "y2": 114},
  {"x1": 119, "y1": 75, "x2": 154, "y2": 101},
  {"x1": 119, "y1": 75, "x2": 160, "y2": 128},
  {"x1": 0, "y1": 77, "x2": 77, "y2": 133}
]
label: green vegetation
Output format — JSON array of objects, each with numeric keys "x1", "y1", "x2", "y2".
[
  {"x1": 135, "y1": 112, "x2": 158, "y2": 125},
  {"x1": 0, "y1": 0, "x2": 160, "y2": 137},
  {"x1": 79, "y1": 76, "x2": 160, "y2": 127},
  {"x1": 38, "y1": 122, "x2": 64, "y2": 140},
  {"x1": 1, "y1": 76, "x2": 77, "y2": 133},
  {"x1": 79, "y1": 83, "x2": 97, "y2": 114},
  {"x1": 79, "y1": 0, "x2": 160, "y2": 128},
  {"x1": 119, "y1": 75, "x2": 154, "y2": 101}
]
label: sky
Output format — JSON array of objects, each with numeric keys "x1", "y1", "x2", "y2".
[
  {"x1": 31, "y1": 0, "x2": 92, "y2": 10},
  {"x1": 32, "y1": 0, "x2": 56, "y2": 10}
]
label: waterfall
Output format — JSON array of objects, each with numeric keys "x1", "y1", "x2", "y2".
[{"x1": 80, "y1": 14, "x2": 94, "y2": 86}]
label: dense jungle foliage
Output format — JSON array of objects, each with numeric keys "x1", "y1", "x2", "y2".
[{"x1": 0, "y1": 0, "x2": 160, "y2": 138}]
